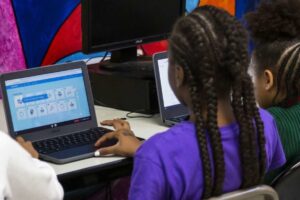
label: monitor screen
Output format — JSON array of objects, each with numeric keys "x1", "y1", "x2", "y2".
[
  {"x1": 82, "y1": 0, "x2": 185, "y2": 53},
  {"x1": 5, "y1": 69, "x2": 91, "y2": 135},
  {"x1": 157, "y1": 58, "x2": 181, "y2": 108}
]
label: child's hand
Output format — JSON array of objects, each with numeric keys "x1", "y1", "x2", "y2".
[
  {"x1": 101, "y1": 119, "x2": 131, "y2": 131},
  {"x1": 16, "y1": 137, "x2": 39, "y2": 159},
  {"x1": 94, "y1": 129, "x2": 142, "y2": 157}
]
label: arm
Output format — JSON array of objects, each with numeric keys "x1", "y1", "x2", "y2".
[
  {"x1": 5, "y1": 137, "x2": 63, "y2": 200},
  {"x1": 95, "y1": 119, "x2": 142, "y2": 157}
]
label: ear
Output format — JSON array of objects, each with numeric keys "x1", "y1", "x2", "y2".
[
  {"x1": 175, "y1": 65, "x2": 185, "y2": 88},
  {"x1": 263, "y1": 69, "x2": 275, "y2": 91}
]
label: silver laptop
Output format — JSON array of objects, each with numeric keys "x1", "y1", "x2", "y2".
[
  {"x1": 0, "y1": 61, "x2": 116, "y2": 164},
  {"x1": 153, "y1": 52, "x2": 189, "y2": 126}
]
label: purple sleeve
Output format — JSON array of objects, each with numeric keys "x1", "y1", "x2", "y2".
[
  {"x1": 129, "y1": 156, "x2": 167, "y2": 200},
  {"x1": 268, "y1": 120, "x2": 286, "y2": 171}
]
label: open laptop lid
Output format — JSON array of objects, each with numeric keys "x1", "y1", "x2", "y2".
[
  {"x1": 0, "y1": 61, "x2": 97, "y2": 141},
  {"x1": 153, "y1": 52, "x2": 188, "y2": 122}
]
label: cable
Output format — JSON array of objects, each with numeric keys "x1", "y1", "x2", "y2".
[
  {"x1": 85, "y1": 51, "x2": 109, "y2": 64},
  {"x1": 126, "y1": 109, "x2": 154, "y2": 119}
]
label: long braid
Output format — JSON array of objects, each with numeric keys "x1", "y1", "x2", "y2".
[
  {"x1": 205, "y1": 80, "x2": 225, "y2": 196},
  {"x1": 171, "y1": 12, "x2": 227, "y2": 197},
  {"x1": 232, "y1": 84, "x2": 256, "y2": 187},
  {"x1": 170, "y1": 12, "x2": 225, "y2": 197},
  {"x1": 189, "y1": 10, "x2": 226, "y2": 196},
  {"x1": 170, "y1": 38, "x2": 214, "y2": 198},
  {"x1": 169, "y1": 5, "x2": 266, "y2": 198},
  {"x1": 243, "y1": 75, "x2": 266, "y2": 178},
  {"x1": 205, "y1": 7, "x2": 255, "y2": 187},
  {"x1": 206, "y1": 6, "x2": 266, "y2": 187}
]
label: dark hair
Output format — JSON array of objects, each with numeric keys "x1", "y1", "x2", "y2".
[
  {"x1": 246, "y1": 0, "x2": 300, "y2": 106},
  {"x1": 169, "y1": 6, "x2": 266, "y2": 198}
]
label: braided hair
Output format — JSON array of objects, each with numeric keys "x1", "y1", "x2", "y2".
[
  {"x1": 246, "y1": 0, "x2": 300, "y2": 107},
  {"x1": 169, "y1": 6, "x2": 266, "y2": 198}
]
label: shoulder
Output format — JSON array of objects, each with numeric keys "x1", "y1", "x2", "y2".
[
  {"x1": 258, "y1": 108, "x2": 277, "y2": 132},
  {"x1": 259, "y1": 108, "x2": 275, "y2": 121},
  {"x1": 258, "y1": 109, "x2": 281, "y2": 153},
  {"x1": 259, "y1": 109, "x2": 286, "y2": 169},
  {"x1": 0, "y1": 132, "x2": 21, "y2": 154},
  {"x1": 135, "y1": 121, "x2": 196, "y2": 162},
  {"x1": 0, "y1": 132, "x2": 37, "y2": 166}
]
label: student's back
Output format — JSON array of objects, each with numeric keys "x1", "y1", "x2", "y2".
[
  {"x1": 268, "y1": 104, "x2": 300, "y2": 162},
  {"x1": 246, "y1": 0, "x2": 300, "y2": 181},
  {"x1": 95, "y1": 6, "x2": 286, "y2": 199},
  {"x1": 0, "y1": 132, "x2": 63, "y2": 200},
  {"x1": 130, "y1": 109, "x2": 284, "y2": 199}
]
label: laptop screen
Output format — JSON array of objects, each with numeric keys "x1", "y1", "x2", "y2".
[
  {"x1": 157, "y1": 58, "x2": 181, "y2": 108},
  {"x1": 5, "y1": 68, "x2": 91, "y2": 135}
]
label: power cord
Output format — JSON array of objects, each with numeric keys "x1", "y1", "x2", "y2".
[
  {"x1": 126, "y1": 109, "x2": 154, "y2": 119},
  {"x1": 85, "y1": 52, "x2": 109, "y2": 64}
]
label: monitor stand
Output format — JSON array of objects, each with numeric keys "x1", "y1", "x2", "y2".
[{"x1": 98, "y1": 47, "x2": 154, "y2": 78}]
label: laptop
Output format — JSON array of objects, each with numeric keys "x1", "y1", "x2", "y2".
[
  {"x1": 0, "y1": 61, "x2": 117, "y2": 164},
  {"x1": 153, "y1": 52, "x2": 189, "y2": 126}
]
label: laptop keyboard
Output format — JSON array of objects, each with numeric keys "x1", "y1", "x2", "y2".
[
  {"x1": 33, "y1": 127, "x2": 113, "y2": 155},
  {"x1": 170, "y1": 115, "x2": 188, "y2": 123}
]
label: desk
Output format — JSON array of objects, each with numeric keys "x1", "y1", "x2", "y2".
[
  {"x1": 0, "y1": 100, "x2": 167, "y2": 175},
  {"x1": 0, "y1": 101, "x2": 167, "y2": 175},
  {"x1": 49, "y1": 106, "x2": 167, "y2": 176}
]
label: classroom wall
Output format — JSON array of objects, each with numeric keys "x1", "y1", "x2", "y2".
[{"x1": 0, "y1": 0, "x2": 260, "y2": 72}]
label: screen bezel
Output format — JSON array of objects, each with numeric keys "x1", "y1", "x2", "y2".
[
  {"x1": 81, "y1": 0, "x2": 186, "y2": 54},
  {"x1": 153, "y1": 52, "x2": 188, "y2": 121},
  {"x1": 0, "y1": 61, "x2": 98, "y2": 142}
]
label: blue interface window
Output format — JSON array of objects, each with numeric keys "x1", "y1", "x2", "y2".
[{"x1": 5, "y1": 68, "x2": 91, "y2": 133}]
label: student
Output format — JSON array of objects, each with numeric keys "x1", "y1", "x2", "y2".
[
  {"x1": 0, "y1": 132, "x2": 63, "y2": 200},
  {"x1": 246, "y1": 0, "x2": 300, "y2": 181},
  {"x1": 95, "y1": 6, "x2": 286, "y2": 199}
]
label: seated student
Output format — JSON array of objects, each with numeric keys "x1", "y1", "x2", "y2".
[
  {"x1": 0, "y1": 132, "x2": 63, "y2": 200},
  {"x1": 94, "y1": 6, "x2": 286, "y2": 199},
  {"x1": 246, "y1": 0, "x2": 300, "y2": 181}
]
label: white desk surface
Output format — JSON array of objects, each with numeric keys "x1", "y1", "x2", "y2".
[{"x1": 0, "y1": 101, "x2": 167, "y2": 175}]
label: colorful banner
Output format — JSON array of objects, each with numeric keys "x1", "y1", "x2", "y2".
[{"x1": 0, "y1": 0, "x2": 261, "y2": 71}]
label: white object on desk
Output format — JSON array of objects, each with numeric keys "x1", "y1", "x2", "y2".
[{"x1": 0, "y1": 100, "x2": 167, "y2": 175}]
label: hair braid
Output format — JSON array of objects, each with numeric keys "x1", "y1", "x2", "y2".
[
  {"x1": 170, "y1": 38, "x2": 214, "y2": 198},
  {"x1": 169, "y1": 5, "x2": 266, "y2": 198},
  {"x1": 205, "y1": 6, "x2": 266, "y2": 187},
  {"x1": 170, "y1": 13, "x2": 226, "y2": 196},
  {"x1": 243, "y1": 75, "x2": 266, "y2": 178},
  {"x1": 281, "y1": 46, "x2": 300, "y2": 105},
  {"x1": 242, "y1": 75, "x2": 261, "y2": 183},
  {"x1": 205, "y1": 80, "x2": 225, "y2": 196},
  {"x1": 189, "y1": 9, "x2": 226, "y2": 196}
]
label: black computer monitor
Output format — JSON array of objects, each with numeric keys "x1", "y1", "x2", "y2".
[{"x1": 82, "y1": 0, "x2": 185, "y2": 65}]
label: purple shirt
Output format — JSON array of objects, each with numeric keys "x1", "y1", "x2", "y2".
[{"x1": 129, "y1": 109, "x2": 286, "y2": 200}]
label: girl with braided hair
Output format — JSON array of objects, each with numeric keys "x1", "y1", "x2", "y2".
[
  {"x1": 95, "y1": 5, "x2": 285, "y2": 199},
  {"x1": 246, "y1": 0, "x2": 300, "y2": 182}
]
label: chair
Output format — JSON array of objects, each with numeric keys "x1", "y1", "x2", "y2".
[
  {"x1": 208, "y1": 185, "x2": 279, "y2": 200},
  {"x1": 271, "y1": 157, "x2": 300, "y2": 200}
]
